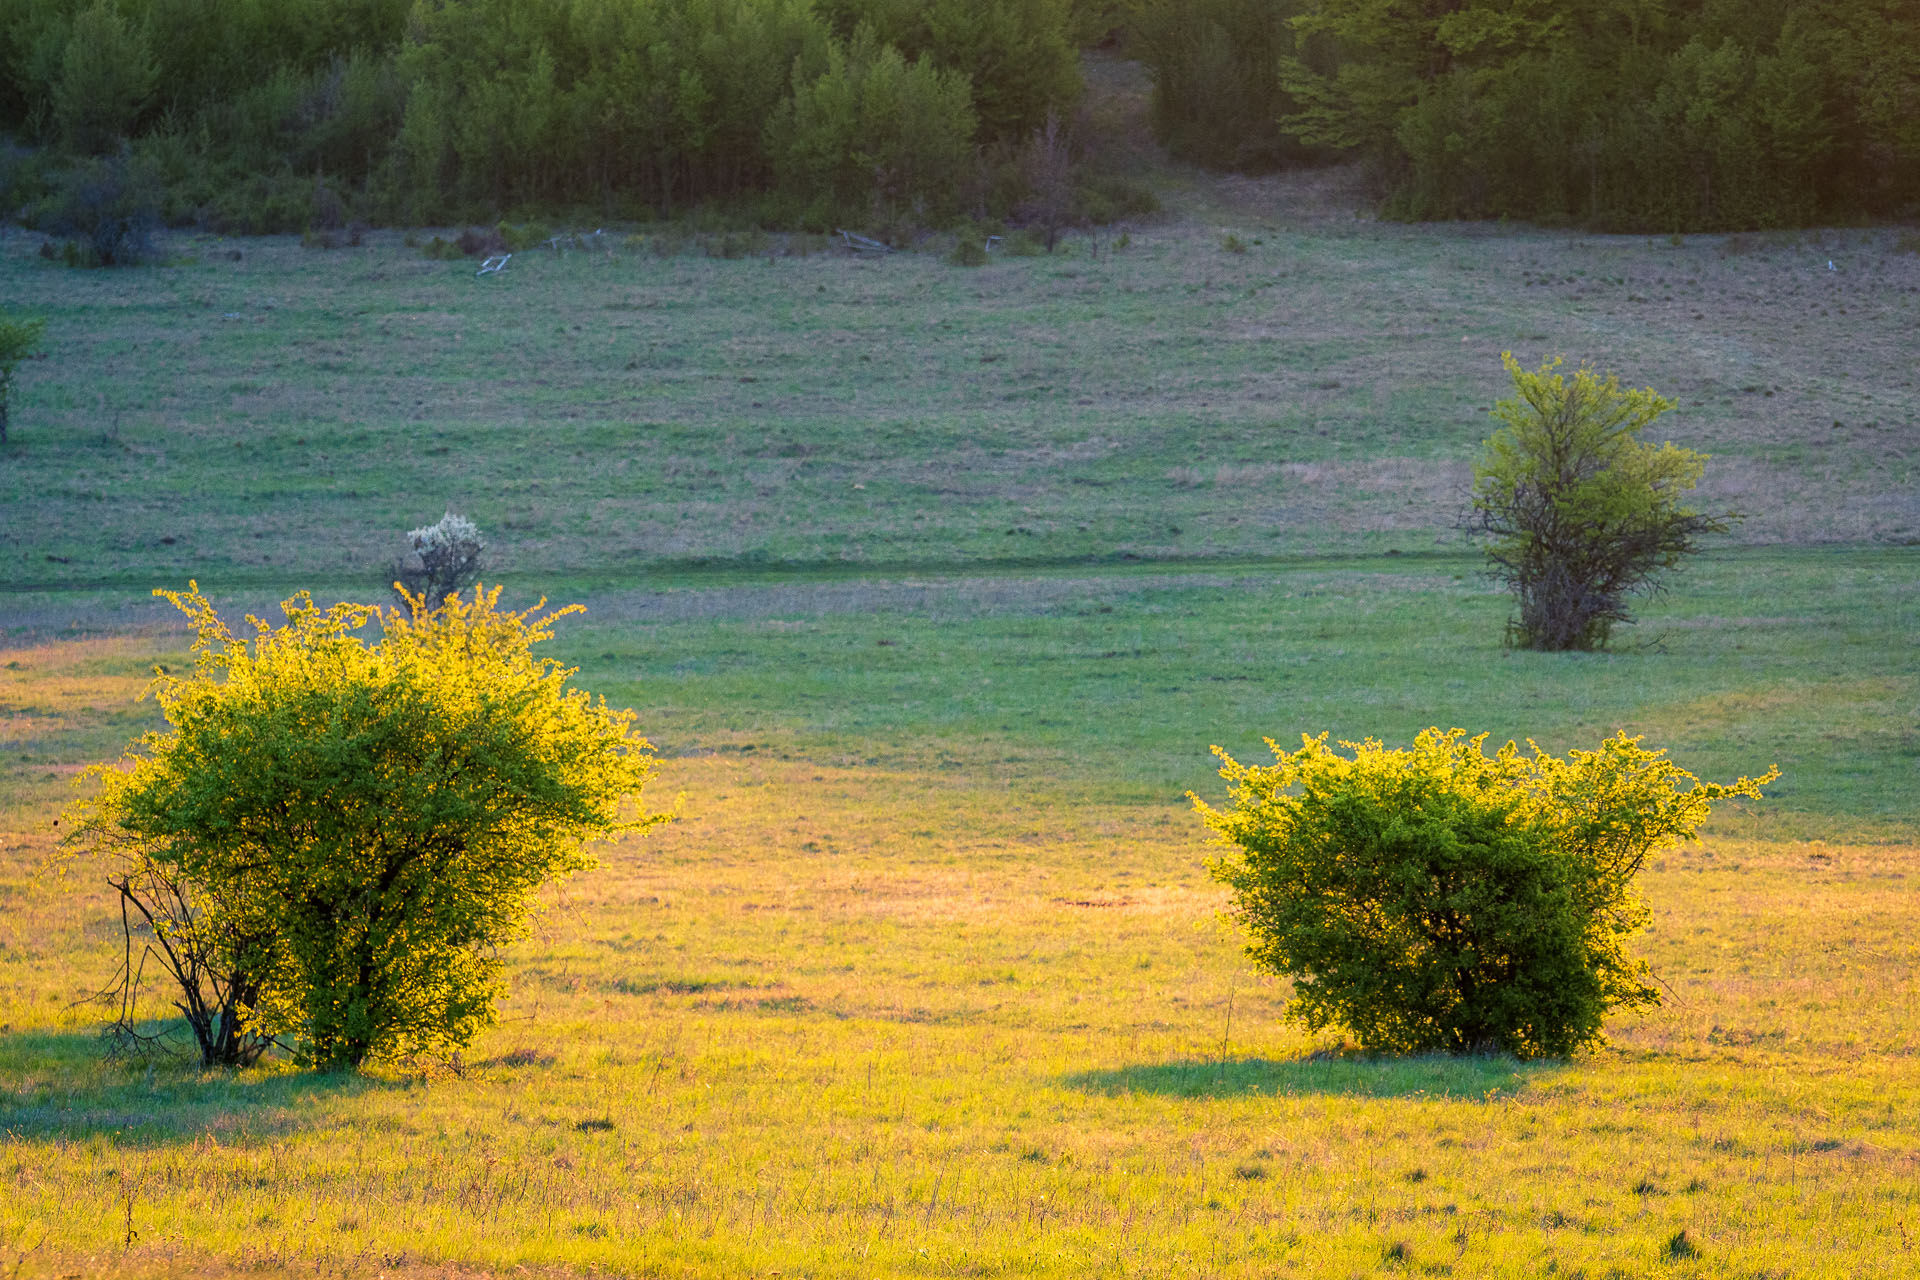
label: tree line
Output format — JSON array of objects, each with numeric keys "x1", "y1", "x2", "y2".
[
  {"x1": 0, "y1": 0, "x2": 1083, "y2": 230},
  {"x1": 3, "y1": 0, "x2": 1912, "y2": 233},
  {"x1": 1132, "y1": 0, "x2": 1920, "y2": 230}
]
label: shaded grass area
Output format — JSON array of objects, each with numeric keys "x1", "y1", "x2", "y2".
[
  {"x1": 555, "y1": 548, "x2": 1916, "y2": 837},
  {"x1": 5, "y1": 548, "x2": 1915, "y2": 832},
  {"x1": 1061, "y1": 1052, "x2": 1548, "y2": 1101}
]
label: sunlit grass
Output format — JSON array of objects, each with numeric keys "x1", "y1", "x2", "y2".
[
  {"x1": 1, "y1": 547, "x2": 1914, "y2": 1276},
  {"x1": 2, "y1": 161, "x2": 1916, "y2": 1275},
  {"x1": 1, "y1": 756, "x2": 1914, "y2": 1277}
]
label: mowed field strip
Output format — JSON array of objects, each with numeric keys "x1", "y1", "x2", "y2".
[
  {"x1": 2, "y1": 198, "x2": 1917, "y2": 587},
  {"x1": 1, "y1": 183, "x2": 1917, "y2": 1277}
]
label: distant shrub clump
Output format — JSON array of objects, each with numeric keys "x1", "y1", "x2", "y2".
[
  {"x1": 395, "y1": 511, "x2": 485, "y2": 608},
  {"x1": 1196, "y1": 728, "x2": 1775, "y2": 1059},
  {"x1": 45, "y1": 154, "x2": 160, "y2": 266}
]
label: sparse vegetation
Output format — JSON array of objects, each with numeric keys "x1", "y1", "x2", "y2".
[{"x1": 0, "y1": 312, "x2": 46, "y2": 446}]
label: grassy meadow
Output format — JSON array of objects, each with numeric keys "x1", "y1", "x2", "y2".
[{"x1": 1, "y1": 157, "x2": 1918, "y2": 1277}]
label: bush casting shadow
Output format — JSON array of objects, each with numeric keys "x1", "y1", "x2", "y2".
[
  {"x1": 0, "y1": 1024, "x2": 403, "y2": 1148},
  {"x1": 1062, "y1": 1051, "x2": 1559, "y2": 1101}
]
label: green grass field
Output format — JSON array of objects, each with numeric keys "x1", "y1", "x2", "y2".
[{"x1": 1, "y1": 153, "x2": 1917, "y2": 1277}]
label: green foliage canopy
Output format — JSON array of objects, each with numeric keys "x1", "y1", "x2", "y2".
[
  {"x1": 1197, "y1": 729, "x2": 1775, "y2": 1059},
  {"x1": 0, "y1": 0, "x2": 1081, "y2": 228},
  {"x1": 1471, "y1": 353, "x2": 1734, "y2": 652},
  {"x1": 65, "y1": 584, "x2": 666, "y2": 1070},
  {"x1": 1130, "y1": 0, "x2": 1920, "y2": 229},
  {"x1": 818, "y1": 0, "x2": 1082, "y2": 142},
  {"x1": 1131, "y1": 0, "x2": 1325, "y2": 171},
  {"x1": 771, "y1": 27, "x2": 978, "y2": 227},
  {"x1": 48, "y1": 0, "x2": 157, "y2": 153}
]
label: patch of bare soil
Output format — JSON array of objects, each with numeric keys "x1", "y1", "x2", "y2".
[
  {"x1": 1075, "y1": 50, "x2": 1376, "y2": 226},
  {"x1": 1198, "y1": 164, "x2": 1380, "y2": 225}
]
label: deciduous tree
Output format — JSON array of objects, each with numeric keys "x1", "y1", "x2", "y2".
[{"x1": 1469, "y1": 352, "x2": 1736, "y2": 652}]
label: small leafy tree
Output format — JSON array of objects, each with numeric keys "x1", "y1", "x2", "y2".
[
  {"x1": 64, "y1": 583, "x2": 665, "y2": 1070},
  {"x1": 1195, "y1": 729, "x2": 1774, "y2": 1059},
  {"x1": 395, "y1": 511, "x2": 485, "y2": 608},
  {"x1": 1470, "y1": 353, "x2": 1738, "y2": 651},
  {"x1": 0, "y1": 313, "x2": 46, "y2": 446}
]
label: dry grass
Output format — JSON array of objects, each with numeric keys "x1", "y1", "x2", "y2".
[
  {"x1": 2, "y1": 748, "x2": 1915, "y2": 1278},
  {"x1": 2, "y1": 191, "x2": 1917, "y2": 592},
  {"x1": 0, "y1": 548, "x2": 1915, "y2": 1276}
]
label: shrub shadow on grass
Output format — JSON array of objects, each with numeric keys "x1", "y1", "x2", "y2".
[
  {"x1": 0, "y1": 1024, "x2": 404, "y2": 1147},
  {"x1": 1062, "y1": 1051, "x2": 1559, "y2": 1101}
]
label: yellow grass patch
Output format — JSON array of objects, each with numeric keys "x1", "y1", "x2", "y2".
[{"x1": 4, "y1": 743, "x2": 1916, "y2": 1277}]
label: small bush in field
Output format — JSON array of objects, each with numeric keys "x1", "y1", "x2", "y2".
[
  {"x1": 947, "y1": 234, "x2": 989, "y2": 266},
  {"x1": 47, "y1": 155, "x2": 160, "y2": 266},
  {"x1": 1195, "y1": 728, "x2": 1774, "y2": 1058},
  {"x1": 1470, "y1": 353, "x2": 1738, "y2": 651},
  {"x1": 395, "y1": 511, "x2": 485, "y2": 607}
]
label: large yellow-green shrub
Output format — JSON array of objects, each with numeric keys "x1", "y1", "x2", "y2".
[
  {"x1": 64, "y1": 584, "x2": 665, "y2": 1070},
  {"x1": 1196, "y1": 728, "x2": 1774, "y2": 1059}
]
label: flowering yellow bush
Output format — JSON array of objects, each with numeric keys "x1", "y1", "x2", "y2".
[
  {"x1": 65, "y1": 583, "x2": 666, "y2": 1069},
  {"x1": 1196, "y1": 728, "x2": 1776, "y2": 1058}
]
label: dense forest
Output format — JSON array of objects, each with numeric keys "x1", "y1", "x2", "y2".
[
  {"x1": 1137, "y1": 0, "x2": 1920, "y2": 230},
  {"x1": 0, "y1": 0, "x2": 1914, "y2": 235},
  {"x1": 0, "y1": 0, "x2": 1084, "y2": 232}
]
